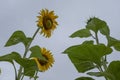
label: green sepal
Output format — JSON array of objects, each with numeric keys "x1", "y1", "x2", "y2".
[
  {"x1": 30, "y1": 45, "x2": 47, "y2": 61},
  {"x1": 75, "y1": 77, "x2": 95, "y2": 80},
  {"x1": 5, "y1": 30, "x2": 32, "y2": 47},
  {"x1": 70, "y1": 28, "x2": 91, "y2": 38}
]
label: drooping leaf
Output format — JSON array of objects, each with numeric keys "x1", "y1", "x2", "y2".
[
  {"x1": 107, "y1": 36, "x2": 120, "y2": 51},
  {"x1": 30, "y1": 46, "x2": 46, "y2": 61},
  {"x1": 105, "y1": 61, "x2": 120, "y2": 80},
  {"x1": 63, "y1": 44, "x2": 112, "y2": 72},
  {"x1": 99, "y1": 24, "x2": 110, "y2": 36},
  {"x1": 87, "y1": 72, "x2": 103, "y2": 77},
  {"x1": 5, "y1": 31, "x2": 32, "y2": 47},
  {"x1": 0, "y1": 52, "x2": 21, "y2": 63},
  {"x1": 70, "y1": 28, "x2": 91, "y2": 38},
  {"x1": 86, "y1": 17, "x2": 108, "y2": 34},
  {"x1": 75, "y1": 77, "x2": 95, "y2": 80}
]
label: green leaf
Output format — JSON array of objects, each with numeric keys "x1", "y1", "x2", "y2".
[
  {"x1": 15, "y1": 58, "x2": 38, "y2": 77},
  {"x1": 82, "y1": 40, "x2": 94, "y2": 45},
  {"x1": 5, "y1": 31, "x2": 32, "y2": 47},
  {"x1": 75, "y1": 77, "x2": 95, "y2": 80},
  {"x1": 70, "y1": 28, "x2": 91, "y2": 38},
  {"x1": 87, "y1": 72, "x2": 103, "y2": 77},
  {"x1": 105, "y1": 61, "x2": 120, "y2": 80},
  {"x1": 24, "y1": 59, "x2": 38, "y2": 77},
  {"x1": 68, "y1": 55, "x2": 95, "y2": 73},
  {"x1": 24, "y1": 67, "x2": 36, "y2": 77},
  {"x1": 86, "y1": 17, "x2": 108, "y2": 34},
  {"x1": 99, "y1": 24, "x2": 110, "y2": 36},
  {"x1": 64, "y1": 44, "x2": 112, "y2": 72},
  {"x1": 30, "y1": 46, "x2": 46, "y2": 61},
  {"x1": 0, "y1": 52, "x2": 37, "y2": 77},
  {"x1": 107, "y1": 36, "x2": 120, "y2": 51},
  {"x1": 0, "y1": 52, "x2": 21, "y2": 63},
  {"x1": 24, "y1": 37, "x2": 32, "y2": 47}
]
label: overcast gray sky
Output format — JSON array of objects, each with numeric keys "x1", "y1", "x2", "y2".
[{"x1": 0, "y1": 0, "x2": 120, "y2": 80}]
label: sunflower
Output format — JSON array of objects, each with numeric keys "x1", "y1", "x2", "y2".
[
  {"x1": 32, "y1": 48, "x2": 54, "y2": 72},
  {"x1": 37, "y1": 9, "x2": 58, "y2": 38}
]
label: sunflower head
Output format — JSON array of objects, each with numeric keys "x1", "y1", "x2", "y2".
[
  {"x1": 37, "y1": 9, "x2": 58, "y2": 38},
  {"x1": 32, "y1": 48, "x2": 54, "y2": 72}
]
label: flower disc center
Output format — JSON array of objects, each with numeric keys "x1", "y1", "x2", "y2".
[
  {"x1": 43, "y1": 17, "x2": 53, "y2": 30},
  {"x1": 38, "y1": 55, "x2": 48, "y2": 66},
  {"x1": 38, "y1": 59, "x2": 48, "y2": 66}
]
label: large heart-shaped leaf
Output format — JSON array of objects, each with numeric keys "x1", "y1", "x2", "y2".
[{"x1": 64, "y1": 44, "x2": 112, "y2": 72}]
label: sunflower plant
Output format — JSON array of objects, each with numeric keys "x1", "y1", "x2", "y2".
[
  {"x1": 63, "y1": 17, "x2": 120, "y2": 80},
  {"x1": 0, "y1": 9, "x2": 58, "y2": 80}
]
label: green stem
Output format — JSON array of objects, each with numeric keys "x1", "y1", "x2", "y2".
[
  {"x1": 23, "y1": 28, "x2": 40, "y2": 58},
  {"x1": 95, "y1": 32, "x2": 108, "y2": 80},
  {"x1": 95, "y1": 32, "x2": 99, "y2": 44},
  {"x1": 17, "y1": 48, "x2": 27, "y2": 80},
  {"x1": 97, "y1": 65, "x2": 108, "y2": 80},
  {"x1": 17, "y1": 28, "x2": 40, "y2": 80},
  {"x1": 102, "y1": 57, "x2": 107, "y2": 71},
  {"x1": 34, "y1": 71, "x2": 38, "y2": 80},
  {"x1": 20, "y1": 74, "x2": 24, "y2": 80},
  {"x1": 12, "y1": 62, "x2": 18, "y2": 80}
]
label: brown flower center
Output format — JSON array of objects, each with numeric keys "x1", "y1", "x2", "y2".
[
  {"x1": 43, "y1": 16, "x2": 53, "y2": 30},
  {"x1": 38, "y1": 55, "x2": 48, "y2": 66}
]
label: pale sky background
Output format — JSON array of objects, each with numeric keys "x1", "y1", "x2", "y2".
[{"x1": 0, "y1": 0, "x2": 120, "y2": 80}]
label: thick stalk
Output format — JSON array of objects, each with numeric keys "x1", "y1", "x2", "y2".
[
  {"x1": 20, "y1": 74, "x2": 24, "y2": 80},
  {"x1": 17, "y1": 28, "x2": 40, "y2": 80},
  {"x1": 95, "y1": 32, "x2": 108, "y2": 80},
  {"x1": 34, "y1": 71, "x2": 38, "y2": 80},
  {"x1": 95, "y1": 32, "x2": 99, "y2": 44},
  {"x1": 23, "y1": 28, "x2": 40, "y2": 58},
  {"x1": 12, "y1": 62, "x2": 18, "y2": 80}
]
